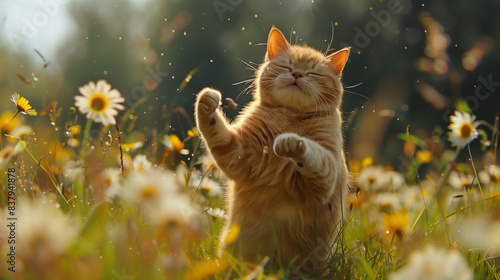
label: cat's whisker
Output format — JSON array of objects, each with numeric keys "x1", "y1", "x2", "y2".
[
  {"x1": 302, "y1": 84, "x2": 322, "y2": 117},
  {"x1": 316, "y1": 95, "x2": 332, "y2": 119},
  {"x1": 343, "y1": 89, "x2": 369, "y2": 101},
  {"x1": 303, "y1": 83, "x2": 332, "y2": 119},
  {"x1": 324, "y1": 22, "x2": 335, "y2": 56},
  {"x1": 316, "y1": 88, "x2": 340, "y2": 104},
  {"x1": 308, "y1": 87, "x2": 320, "y2": 118},
  {"x1": 236, "y1": 83, "x2": 256, "y2": 101},
  {"x1": 236, "y1": 57, "x2": 258, "y2": 71},
  {"x1": 345, "y1": 81, "x2": 363, "y2": 89},
  {"x1": 232, "y1": 78, "x2": 255, "y2": 86},
  {"x1": 314, "y1": 96, "x2": 325, "y2": 118}
]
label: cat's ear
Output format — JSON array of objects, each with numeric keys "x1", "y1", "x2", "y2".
[
  {"x1": 326, "y1": 47, "x2": 350, "y2": 75},
  {"x1": 266, "y1": 26, "x2": 290, "y2": 61}
]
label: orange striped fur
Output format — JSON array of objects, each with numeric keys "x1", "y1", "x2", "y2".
[{"x1": 195, "y1": 26, "x2": 350, "y2": 268}]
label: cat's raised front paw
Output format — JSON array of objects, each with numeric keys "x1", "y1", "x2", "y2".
[
  {"x1": 196, "y1": 88, "x2": 221, "y2": 116},
  {"x1": 273, "y1": 133, "x2": 306, "y2": 160}
]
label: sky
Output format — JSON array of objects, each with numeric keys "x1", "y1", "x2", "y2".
[
  {"x1": 1, "y1": 0, "x2": 75, "y2": 58},
  {"x1": 0, "y1": 0, "x2": 154, "y2": 60}
]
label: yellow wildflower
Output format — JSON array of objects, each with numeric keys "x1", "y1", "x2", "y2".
[
  {"x1": 188, "y1": 128, "x2": 198, "y2": 137},
  {"x1": 224, "y1": 222, "x2": 241, "y2": 245},
  {"x1": 415, "y1": 150, "x2": 432, "y2": 163},
  {"x1": 11, "y1": 93, "x2": 37, "y2": 116}
]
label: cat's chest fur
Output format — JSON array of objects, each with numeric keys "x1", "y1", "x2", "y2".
[
  {"x1": 238, "y1": 102, "x2": 338, "y2": 154},
  {"x1": 231, "y1": 102, "x2": 340, "y2": 205}
]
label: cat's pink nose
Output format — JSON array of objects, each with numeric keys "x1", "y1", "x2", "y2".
[{"x1": 291, "y1": 71, "x2": 304, "y2": 80}]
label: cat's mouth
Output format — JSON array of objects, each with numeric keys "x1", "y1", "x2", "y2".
[{"x1": 288, "y1": 82, "x2": 303, "y2": 92}]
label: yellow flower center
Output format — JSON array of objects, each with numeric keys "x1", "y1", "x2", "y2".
[
  {"x1": 460, "y1": 123, "x2": 473, "y2": 138},
  {"x1": 90, "y1": 94, "x2": 108, "y2": 113},
  {"x1": 368, "y1": 177, "x2": 376, "y2": 184},
  {"x1": 104, "y1": 177, "x2": 113, "y2": 187},
  {"x1": 140, "y1": 185, "x2": 157, "y2": 199}
]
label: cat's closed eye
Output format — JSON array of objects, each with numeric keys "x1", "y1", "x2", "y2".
[
  {"x1": 306, "y1": 72, "x2": 323, "y2": 77},
  {"x1": 275, "y1": 65, "x2": 292, "y2": 72}
]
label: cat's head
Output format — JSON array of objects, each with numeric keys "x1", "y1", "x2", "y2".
[{"x1": 255, "y1": 26, "x2": 350, "y2": 112}]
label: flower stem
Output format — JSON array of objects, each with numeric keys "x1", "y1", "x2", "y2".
[
  {"x1": 9, "y1": 111, "x2": 21, "y2": 122},
  {"x1": 80, "y1": 118, "x2": 93, "y2": 161},
  {"x1": 468, "y1": 144, "x2": 487, "y2": 205},
  {"x1": 435, "y1": 146, "x2": 461, "y2": 197}
]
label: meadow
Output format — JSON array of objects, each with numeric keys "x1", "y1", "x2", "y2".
[
  {"x1": 0, "y1": 76, "x2": 499, "y2": 279},
  {"x1": 1, "y1": 1, "x2": 500, "y2": 279}
]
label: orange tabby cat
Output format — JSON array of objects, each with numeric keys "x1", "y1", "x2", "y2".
[{"x1": 195, "y1": 26, "x2": 350, "y2": 269}]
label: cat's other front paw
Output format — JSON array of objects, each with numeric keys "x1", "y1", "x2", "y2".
[
  {"x1": 273, "y1": 133, "x2": 306, "y2": 160},
  {"x1": 196, "y1": 88, "x2": 221, "y2": 116}
]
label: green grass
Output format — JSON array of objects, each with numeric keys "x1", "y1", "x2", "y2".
[{"x1": 1, "y1": 94, "x2": 499, "y2": 280}]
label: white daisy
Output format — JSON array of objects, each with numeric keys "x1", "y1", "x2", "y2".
[
  {"x1": 8, "y1": 125, "x2": 32, "y2": 139},
  {"x1": 145, "y1": 193, "x2": 199, "y2": 227},
  {"x1": 103, "y1": 168, "x2": 122, "y2": 199},
  {"x1": 400, "y1": 185, "x2": 429, "y2": 211},
  {"x1": 74, "y1": 80, "x2": 125, "y2": 126},
  {"x1": 120, "y1": 168, "x2": 179, "y2": 205},
  {"x1": 356, "y1": 165, "x2": 389, "y2": 192},
  {"x1": 448, "y1": 171, "x2": 475, "y2": 190},
  {"x1": 132, "y1": 154, "x2": 152, "y2": 171},
  {"x1": 118, "y1": 168, "x2": 205, "y2": 232},
  {"x1": 370, "y1": 192, "x2": 402, "y2": 212},
  {"x1": 190, "y1": 176, "x2": 223, "y2": 197},
  {"x1": 389, "y1": 246, "x2": 473, "y2": 280},
  {"x1": 448, "y1": 111, "x2": 479, "y2": 148},
  {"x1": 12, "y1": 199, "x2": 80, "y2": 265},
  {"x1": 385, "y1": 171, "x2": 407, "y2": 192},
  {"x1": 479, "y1": 165, "x2": 500, "y2": 186},
  {"x1": 457, "y1": 216, "x2": 500, "y2": 255},
  {"x1": 206, "y1": 207, "x2": 226, "y2": 219},
  {"x1": 0, "y1": 141, "x2": 25, "y2": 169},
  {"x1": 198, "y1": 154, "x2": 221, "y2": 178},
  {"x1": 62, "y1": 160, "x2": 85, "y2": 183}
]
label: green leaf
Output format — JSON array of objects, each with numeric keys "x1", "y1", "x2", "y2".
[
  {"x1": 455, "y1": 99, "x2": 472, "y2": 114},
  {"x1": 353, "y1": 255, "x2": 376, "y2": 280},
  {"x1": 397, "y1": 133, "x2": 427, "y2": 148},
  {"x1": 81, "y1": 202, "x2": 110, "y2": 243},
  {"x1": 70, "y1": 202, "x2": 110, "y2": 256}
]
